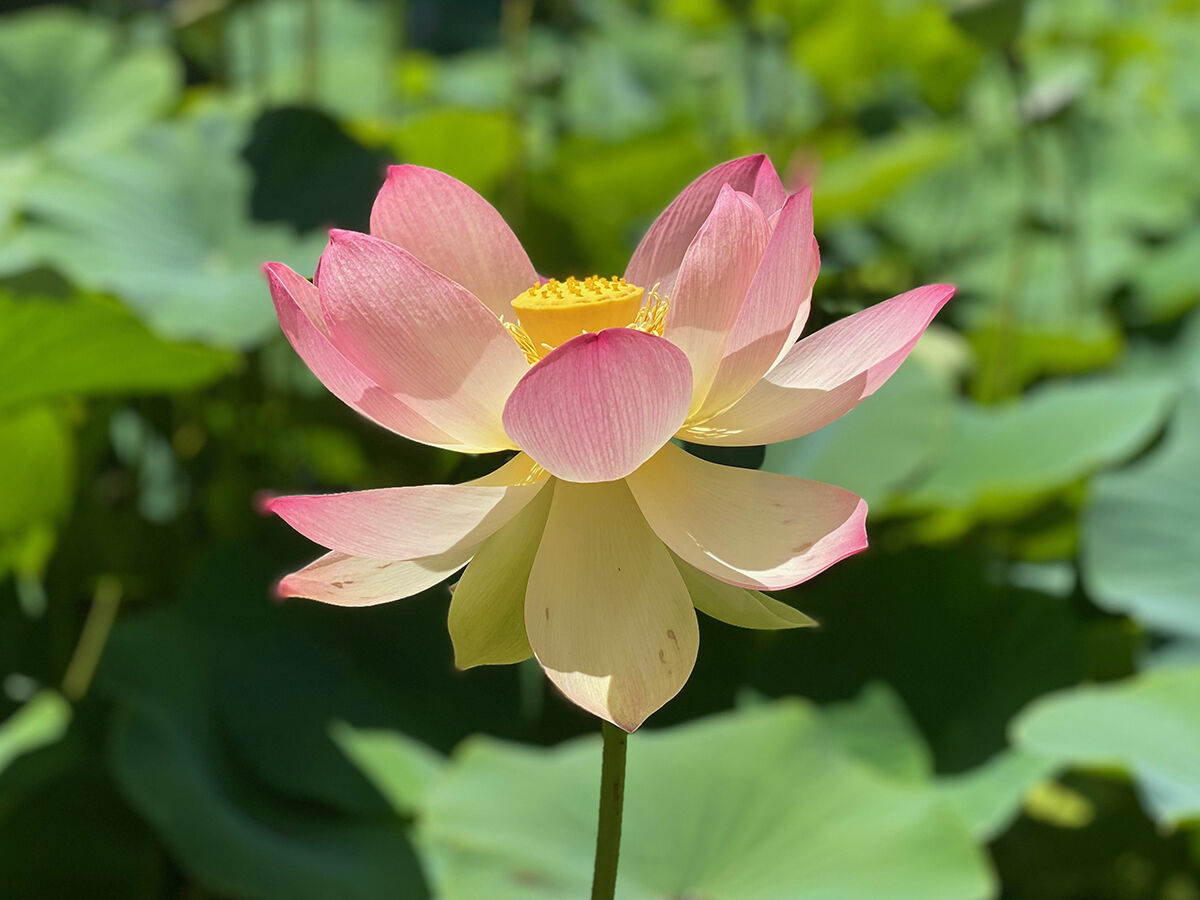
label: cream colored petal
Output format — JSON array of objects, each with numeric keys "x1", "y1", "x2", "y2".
[
  {"x1": 626, "y1": 443, "x2": 868, "y2": 591},
  {"x1": 448, "y1": 480, "x2": 555, "y2": 668},
  {"x1": 524, "y1": 480, "x2": 698, "y2": 732},
  {"x1": 674, "y1": 554, "x2": 817, "y2": 630},
  {"x1": 277, "y1": 549, "x2": 471, "y2": 607}
]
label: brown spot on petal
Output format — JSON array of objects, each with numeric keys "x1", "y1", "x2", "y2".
[
  {"x1": 792, "y1": 541, "x2": 814, "y2": 554},
  {"x1": 658, "y1": 649, "x2": 666, "y2": 663},
  {"x1": 666, "y1": 629, "x2": 678, "y2": 650}
]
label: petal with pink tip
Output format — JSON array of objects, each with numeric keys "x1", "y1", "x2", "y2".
[
  {"x1": 626, "y1": 155, "x2": 785, "y2": 290},
  {"x1": 277, "y1": 549, "x2": 471, "y2": 607},
  {"x1": 502, "y1": 328, "x2": 692, "y2": 483},
  {"x1": 626, "y1": 443, "x2": 868, "y2": 591},
  {"x1": 370, "y1": 165, "x2": 538, "y2": 318},
  {"x1": 266, "y1": 262, "x2": 467, "y2": 450},
  {"x1": 318, "y1": 230, "x2": 528, "y2": 450},
  {"x1": 267, "y1": 453, "x2": 548, "y2": 560},
  {"x1": 681, "y1": 284, "x2": 955, "y2": 446},
  {"x1": 693, "y1": 190, "x2": 819, "y2": 420},
  {"x1": 525, "y1": 479, "x2": 698, "y2": 732},
  {"x1": 665, "y1": 185, "x2": 770, "y2": 413},
  {"x1": 448, "y1": 481, "x2": 553, "y2": 668}
]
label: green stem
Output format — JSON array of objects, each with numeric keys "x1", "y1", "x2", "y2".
[
  {"x1": 61, "y1": 576, "x2": 122, "y2": 702},
  {"x1": 591, "y1": 720, "x2": 628, "y2": 900}
]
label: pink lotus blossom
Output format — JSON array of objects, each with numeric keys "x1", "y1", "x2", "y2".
[{"x1": 265, "y1": 155, "x2": 953, "y2": 731}]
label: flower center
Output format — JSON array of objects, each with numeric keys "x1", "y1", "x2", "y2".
[{"x1": 505, "y1": 275, "x2": 668, "y2": 363}]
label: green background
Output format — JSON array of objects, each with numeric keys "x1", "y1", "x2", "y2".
[{"x1": 1, "y1": 0, "x2": 1199, "y2": 897}]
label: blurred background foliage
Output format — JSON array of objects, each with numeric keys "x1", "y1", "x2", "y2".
[{"x1": 1, "y1": 0, "x2": 1198, "y2": 897}]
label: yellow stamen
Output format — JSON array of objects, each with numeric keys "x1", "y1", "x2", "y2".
[{"x1": 505, "y1": 276, "x2": 670, "y2": 364}]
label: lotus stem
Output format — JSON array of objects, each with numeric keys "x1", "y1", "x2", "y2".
[{"x1": 591, "y1": 719, "x2": 628, "y2": 900}]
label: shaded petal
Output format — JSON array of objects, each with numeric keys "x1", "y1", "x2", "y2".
[
  {"x1": 448, "y1": 481, "x2": 554, "y2": 668},
  {"x1": 665, "y1": 184, "x2": 770, "y2": 413},
  {"x1": 502, "y1": 329, "x2": 692, "y2": 483},
  {"x1": 626, "y1": 154, "x2": 785, "y2": 290},
  {"x1": 681, "y1": 284, "x2": 955, "y2": 446},
  {"x1": 525, "y1": 480, "x2": 698, "y2": 732},
  {"x1": 267, "y1": 453, "x2": 548, "y2": 560},
  {"x1": 318, "y1": 230, "x2": 528, "y2": 450},
  {"x1": 370, "y1": 165, "x2": 538, "y2": 318},
  {"x1": 265, "y1": 262, "x2": 467, "y2": 450},
  {"x1": 277, "y1": 549, "x2": 470, "y2": 607},
  {"x1": 674, "y1": 554, "x2": 817, "y2": 630},
  {"x1": 693, "y1": 190, "x2": 819, "y2": 420},
  {"x1": 626, "y1": 443, "x2": 868, "y2": 590}
]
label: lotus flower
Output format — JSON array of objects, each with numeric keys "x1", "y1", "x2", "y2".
[{"x1": 265, "y1": 155, "x2": 952, "y2": 731}]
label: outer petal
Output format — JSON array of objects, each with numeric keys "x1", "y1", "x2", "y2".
[
  {"x1": 626, "y1": 443, "x2": 868, "y2": 590},
  {"x1": 692, "y1": 190, "x2": 819, "y2": 421},
  {"x1": 525, "y1": 480, "x2": 698, "y2": 732},
  {"x1": 267, "y1": 453, "x2": 548, "y2": 560},
  {"x1": 369, "y1": 165, "x2": 538, "y2": 318},
  {"x1": 664, "y1": 185, "x2": 770, "y2": 413},
  {"x1": 502, "y1": 329, "x2": 692, "y2": 483},
  {"x1": 674, "y1": 555, "x2": 817, "y2": 630},
  {"x1": 448, "y1": 480, "x2": 554, "y2": 668},
  {"x1": 277, "y1": 549, "x2": 471, "y2": 607},
  {"x1": 681, "y1": 284, "x2": 955, "y2": 446},
  {"x1": 318, "y1": 230, "x2": 528, "y2": 450},
  {"x1": 265, "y1": 262, "x2": 467, "y2": 450},
  {"x1": 626, "y1": 154, "x2": 785, "y2": 290}
]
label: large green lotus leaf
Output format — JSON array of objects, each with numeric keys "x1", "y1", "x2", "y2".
[
  {"x1": 816, "y1": 683, "x2": 1051, "y2": 840},
  {"x1": 398, "y1": 702, "x2": 992, "y2": 899},
  {"x1": 225, "y1": 0, "x2": 395, "y2": 119},
  {"x1": 0, "y1": 692, "x2": 70, "y2": 776},
  {"x1": 1082, "y1": 390, "x2": 1200, "y2": 639},
  {"x1": 785, "y1": 0, "x2": 979, "y2": 112},
  {"x1": 936, "y1": 748, "x2": 1057, "y2": 840},
  {"x1": 0, "y1": 293, "x2": 236, "y2": 410},
  {"x1": 821, "y1": 682, "x2": 932, "y2": 782},
  {"x1": 330, "y1": 721, "x2": 444, "y2": 818},
  {"x1": 762, "y1": 355, "x2": 955, "y2": 513},
  {"x1": 1129, "y1": 226, "x2": 1200, "y2": 324},
  {"x1": 891, "y1": 373, "x2": 1176, "y2": 518},
  {"x1": 0, "y1": 405, "x2": 74, "y2": 578},
  {"x1": 0, "y1": 9, "x2": 178, "y2": 167},
  {"x1": 102, "y1": 611, "x2": 429, "y2": 900},
  {"x1": 377, "y1": 108, "x2": 520, "y2": 196},
  {"x1": 816, "y1": 127, "x2": 969, "y2": 225},
  {"x1": 18, "y1": 112, "x2": 325, "y2": 347},
  {"x1": 1014, "y1": 666, "x2": 1200, "y2": 827},
  {"x1": 532, "y1": 133, "x2": 714, "y2": 277}
]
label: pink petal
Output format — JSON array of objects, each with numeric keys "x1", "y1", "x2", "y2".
[
  {"x1": 277, "y1": 549, "x2": 471, "y2": 607},
  {"x1": 681, "y1": 284, "x2": 955, "y2": 446},
  {"x1": 626, "y1": 443, "x2": 868, "y2": 590},
  {"x1": 317, "y1": 230, "x2": 529, "y2": 450},
  {"x1": 265, "y1": 262, "x2": 467, "y2": 450},
  {"x1": 267, "y1": 453, "x2": 548, "y2": 560},
  {"x1": 370, "y1": 165, "x2": 538, "y2": 318},
  {"x1": 525, "y1": 479, "x2": 698, "y2": 732},
  {"x1": 625, "y1": 155, "x2": 786, "y2": 291},
  {"x1": 693, "y1": 190, "x2": 819, "y2": 420},
  {"x1": 502, "y1": 328, "x2": 692, "y2": 483},
  {"x1": 664, "y1": 185, "x2": 770, "y2": 414}
]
